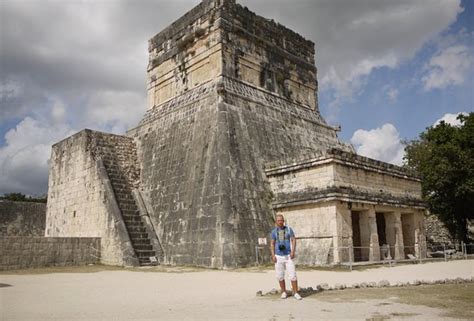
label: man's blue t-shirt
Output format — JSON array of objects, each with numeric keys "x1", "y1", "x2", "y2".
[{"x1": 271, "y1": 226, "x2": 295, "y2": 256}]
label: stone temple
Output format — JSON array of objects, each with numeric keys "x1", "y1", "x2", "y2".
[{"x1": 46, "y1": 0, "x2": 427, "y2": 268}]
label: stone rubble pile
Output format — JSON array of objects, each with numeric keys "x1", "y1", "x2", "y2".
[{"x1": 256, "y1": 277, "x2": 474, "y2": 297}]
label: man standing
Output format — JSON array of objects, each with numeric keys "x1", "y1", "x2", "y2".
[{"x1": 270, "y1": 214, "x2": 302, "y2": 300}]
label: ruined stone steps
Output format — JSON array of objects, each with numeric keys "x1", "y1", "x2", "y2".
[
  {"x1": 122, "y1": 215, "x2": 142, "y2": 222},
  {"x1": 133, "y1": 244, "x2": 153, "y2": 251},
  {"x1": 127, "y1": 226, "x2": 147, "y2": 233},
  {"x1": 129, "y1": 232, "x2": 149, "y2": 239},
  {"x1": 125, "y1": 221, "x2": 144, "y2": 227},
  {"x1": 135, "y1": 250, "x2": 155, "y2": 257},
  {"x1": 98, "y1": 136, "x2": 159, "y2": 266},
  {"x1": 131, "y1": 239, "x2": 151, "y2": 245}
]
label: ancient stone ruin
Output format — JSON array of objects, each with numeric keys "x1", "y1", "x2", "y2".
[{"x1": 46, "y1": 0, "x2": 427, "y2": 268}]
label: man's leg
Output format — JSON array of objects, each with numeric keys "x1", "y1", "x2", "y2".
[
  {"x1": 279, "y1": 280, "x2": 286, "y2": 292},
  {"x1": 286, "y1": 258, "x2": 301, "y2": 299},
  {"x1": 275, "y1": 256, "x2": 287, "y2": 298}
]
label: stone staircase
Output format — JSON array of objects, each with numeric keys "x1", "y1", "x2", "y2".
[{"x1": 98, "y1": 135, "x2": 160, "y2": 266}]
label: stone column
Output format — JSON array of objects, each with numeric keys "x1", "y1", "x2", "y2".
[
  {"x1": 333, "y1": 203, "x2": 351, "y2": 263},
  {"x1": 367, "y1": 208, "x2": 380, "y2": 261},
  {"x1": 393, "y1": 211, "x2": 405, "y2": 260},
  {"x1": 414, "y1": 211, "x2": 427, "y2": 259},
  {"x1": 384, "y1": 212, "x2": 405, "y2": 260}
]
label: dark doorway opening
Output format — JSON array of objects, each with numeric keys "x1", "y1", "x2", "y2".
[
  {"x1": 376, "y1": 213, "x2": 386, "y2": 246},
  {"x1": 351, "y1": 211, "x2": 362, "y2": 262}
]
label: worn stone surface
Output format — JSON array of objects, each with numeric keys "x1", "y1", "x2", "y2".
[
  {"x1": 46, "y1": 0, "x2": 426, "y2": 268},
  {"x1": 0, "y1": 236, "x2": 99, "y2": 270},
  {"x1": 0, "y1": 201, "x2": 46, "y2": 236},
  {"x1": 125, "y1": 0, "x2": 352, "y2": 268},
  {"x1": 46, "y1": 130, "x2": 144, "y2": 266},
  {"x1": 424, "y1": 213, "x2": 453, "y2": 246},
  {"x1": 266, "y1": 148, "x2": 427, "y2": 264}
]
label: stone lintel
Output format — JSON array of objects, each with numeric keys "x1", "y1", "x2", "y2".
[
  {"x1": 272, "y1": 187, "x2": 427, "y2": 210},
  {"x1": 265, "y1": 148, "x2": 420, "y2": 182}
]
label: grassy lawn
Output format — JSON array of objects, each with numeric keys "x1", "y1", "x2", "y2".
[{"x1": 313, "y1": 283, "x2": 474, "y2": 320}]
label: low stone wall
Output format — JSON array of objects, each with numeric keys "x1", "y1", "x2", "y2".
[
  {"x1": 0, "y1": 237, "x2": 100, "y2": 271},
  {"x1": 0, "y1": 200, "x2": 46, "y2": 236}
]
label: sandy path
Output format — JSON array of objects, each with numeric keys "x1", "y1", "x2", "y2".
[{"x1": 1, "y1": 260, "x2": 472, "y2": 320}]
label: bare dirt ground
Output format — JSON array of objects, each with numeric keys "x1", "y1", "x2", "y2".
[{"x1": 1, "y1": 260, "x2": 473, "y2": 320}]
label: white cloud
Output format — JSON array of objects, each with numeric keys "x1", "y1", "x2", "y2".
[
  {"x1": 350, "y1": 124, "x2": 404, "y2": 165},
  {"x1": 0, "y1": 117, "x2": 76, "y2": 195},
  {"x1": 434, "y1": 112, "x2": 468, "y2": 127},
  {"x1": 0, "y1": 0, "x2": 466, "y2": 194},
  {"x1": 423, "y1": 45, "x2": 473, "y2": 90},
  {"x1": 84, "y1": 90, "x2": 147, "y2": 135},
  {"x1": 266, "y1": 0, "x2": 463, "y2": 107}
]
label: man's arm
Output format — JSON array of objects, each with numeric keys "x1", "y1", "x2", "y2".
[
  {"x1": 270, "y1": 239, "x2": 276, "y2": 263},
  {"x1": 290, "y1": 237, "x2": 296, "y2": 259}
]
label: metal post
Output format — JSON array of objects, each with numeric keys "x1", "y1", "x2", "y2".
[{"x1": 349, "y1": 245, "x2": 353, "y2": 271}]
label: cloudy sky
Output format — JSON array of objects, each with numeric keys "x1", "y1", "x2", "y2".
[{"x1": 1, "y1": 0, "x2": 473, "y2": 196}]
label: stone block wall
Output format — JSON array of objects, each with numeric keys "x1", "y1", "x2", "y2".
[
  {"x1": 267, "y1": 150, "x2": 424, "y2": 208},
  {"x1": 147, "y1": 0, "x2": 223, "y2": 109},
  {"x1": 46, "y1": 130, "x2": 139, "y2": 266},
  {"x1": 128, "y1": 76, "x2": 352, "y2": 267},
  {"x1": 0, "y1": 237, "x2": 100, "y2": 271},
  {"x1": 333, "y1": 163, "x2": 421, "y2": 199},
  {"x1": 0, "y1": 201, "x2": 46, "y2": 236},
  {"x1": 147, "y1": 0, "x2": 320, "y2": 112},
  {"x1": 276, "y1": 202, "x2": 336, "y2": 265},
  {"x1": 47, "y1": 130, "x2": 108, "y2": 238}
]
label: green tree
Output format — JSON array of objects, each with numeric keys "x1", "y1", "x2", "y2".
[
  {"x1": 404, "y1": 113, "x2": 473, "y2": 242},
  {"x1": 0, "y1": 192, "x2": 47, "y2": 203}
]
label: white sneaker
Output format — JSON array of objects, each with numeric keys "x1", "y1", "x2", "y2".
[
  {"x1": 294, "y1": 293, "x2": 302, "y2": 300},
  {"x1": 281, "y1": 292, "x2": 288, "y2": 299}
]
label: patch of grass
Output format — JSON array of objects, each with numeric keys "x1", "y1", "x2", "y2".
[{"x1": 315, "y1": 283, "x2": 474, "y2": 320}]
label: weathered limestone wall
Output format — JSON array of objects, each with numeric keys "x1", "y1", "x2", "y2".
[
  {"x1": 267, "y1": 150, "x2": 423, "y2": 208},
  {"x1": 0, "y1": 237, "x2": 99, "y2": 271},
  {"x1": 266, "y1": 150, "x2": 427, "y2": 263},
  {"x1": 275, "y1": 202, "x2": 336, "y2": 265},
  {"x1": 129, "y1": 89, "x2": 228, "y2": 267},
  {"x1": 128, "y1": 75, "x2": 351, "y2": 267},
  {"x1": 147, "y1": 0, "x2": 318, "y2": 111},
  {"x1": 333, "y1": 163, "x2": 421, "y2": 199},
  {"x1": 220, "y1": 0, "x2": 318, "y2": 109},
  {"x1": 129, "y1": 0, "x2": 353, "y2": 268},
  {"x1": 0, "y1": 201, "x2": 46, "y2": 236},
  {"x1": 46, "y1": 130, "x2": 138, "y2": 266}
]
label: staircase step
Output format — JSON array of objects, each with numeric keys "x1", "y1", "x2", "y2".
[
  {"x1": 117, "y1": 200, "x2": 136, "y2": 206},
  {"x1": 128, "y1": 226, "x2": 146, "y2": 233},
  {"x1": 134, "y1": 244, "x2": 153, "y2": 251},
  {"x1": 132, "y1": 239, "x2": 151, "y2": 245},
  {"x1": 136, "y1": 250, "x2": 156, "y2": 257},
  {"x1": 122, "y1": 215, "x2": 141, "y2": 222},
  {"x1": 125, "y1": 221, "x2": 144, "y2": 227},
  {"x1": 122, "y1": 209, "x2": 138, "y2": 215},
  {"x1": 129, "y1": 232, "x2": 149, "y2": 239}
]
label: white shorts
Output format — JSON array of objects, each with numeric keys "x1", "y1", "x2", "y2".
[{"x1": 275, "y1": 255, "x2": 297, "y2": 281}]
